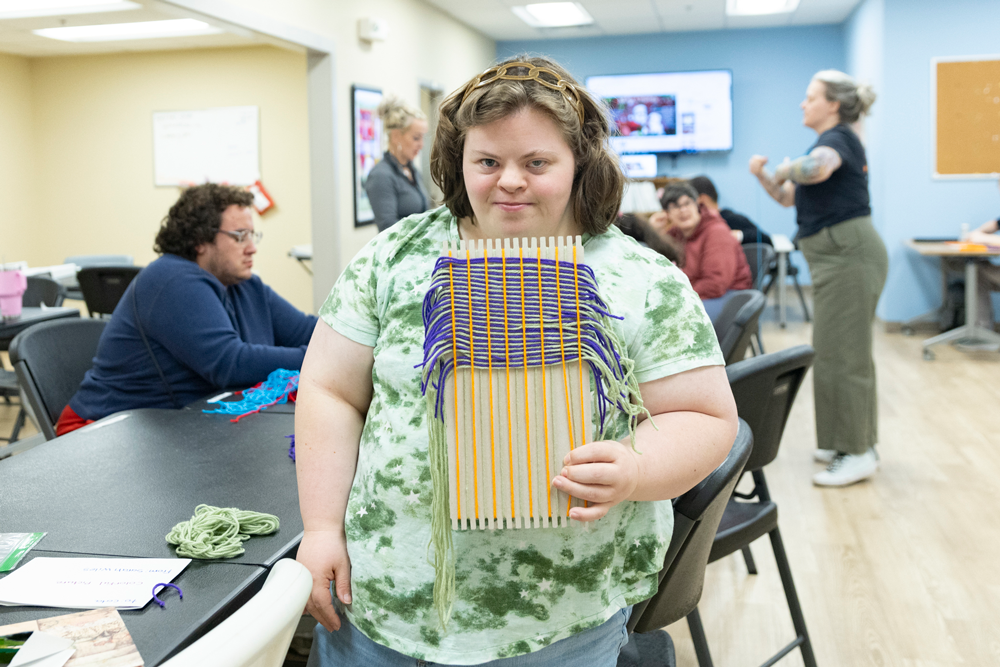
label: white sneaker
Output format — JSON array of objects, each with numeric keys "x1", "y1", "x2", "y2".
[
  {"x1": 813, "y1": 449, "x2": 838, "y2": 464},
  {"x1": 812, "y1": 449, "x2": 879, "y2": 487}
]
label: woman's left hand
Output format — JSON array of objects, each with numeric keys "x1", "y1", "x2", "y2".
[{"x1": 551, "y1": 441, "x2": 641, "y2": 522}]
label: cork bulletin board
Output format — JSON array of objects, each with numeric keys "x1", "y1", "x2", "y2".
[{"x1": 934, "y1": 56, "x2": 1000, "y2": 178}]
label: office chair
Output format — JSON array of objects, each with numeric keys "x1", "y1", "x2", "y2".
[
  {"x1": 711, "y1": 290, "x2": 766, "y2": 365},
  {"x1": 688, "y1": 345, "x2": 818, "y2": 667},
  {"x1": 620, "y1": 420, "x2": 753, "y2": 667},
  {"x1": 159, "y1": 559, "x2": 312, "y2": 667},
  {"x1": 9, "y1": 318, "x2": 107, "y2": 440},
  {"x1": 77, "y1": 265, "x2": 142, "y2": 317},
  {"x1": 63, "y1": 255, "x2": 135, "y2": 301},
  {"x1": 23, "y1": 276, "x2": 66, "y2": 307}
]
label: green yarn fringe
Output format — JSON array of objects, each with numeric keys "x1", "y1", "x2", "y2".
[{"x1": 166, "y1": 504, "x2": 279, "y2": 559}]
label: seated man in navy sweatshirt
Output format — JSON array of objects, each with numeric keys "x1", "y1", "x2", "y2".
[{"x1": 57, "y1": 184, "x2": 318, "y2": 435}]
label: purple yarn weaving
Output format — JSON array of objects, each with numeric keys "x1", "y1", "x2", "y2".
[{"x1": 419, "y1": 253, "x2": 633, "y2": 436}]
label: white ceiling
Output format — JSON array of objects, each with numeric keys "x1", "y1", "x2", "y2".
[
  {"x1": 0, "y1": 0, "x2": 260, "y2": 57},
  {"x1": 0, "y1": 0, "x2": 863, "y2": 58},
  {"x1": 421, "y1": 0, "x2": 863, "y2": 42}
]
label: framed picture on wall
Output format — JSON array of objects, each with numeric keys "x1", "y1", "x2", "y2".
[{"x1": 352, "y1": 86, "x2": 383, "y2": 226}]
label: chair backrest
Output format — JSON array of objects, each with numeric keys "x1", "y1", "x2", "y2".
[
  {"x1": 64, "y1": 254, "x2": 135, "y2": 268},
  {"x1": 23, "y1": 276, "x2": 65, "y2": 308},
  {"x1": 9, "y1": 318, "x2": 107, "y2": 440},
  {"x1": 742, "y1": 243, "x2": 776, "y2": 291},
  {"x1": 77, "y1": 266, "x2": 142, "y2": 317},
  {"x1": 159, "y1": 559, "x2": 312, "y2": 667},
  {"x1": 726, "y1": 344, "x2": 814, "y2": 473},
  {"x1": 712, "y1": 290, "x2": 766, "y2": 365},
  {"x1": 629, "y1": 419, "x2": 753, "y2": 633}
]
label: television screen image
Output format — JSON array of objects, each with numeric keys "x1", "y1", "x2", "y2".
[
  {"x1": 587, "y1": 70, "x2": 732, "y2": 155},
  {"x1": 606, "y1": 95, "x2": 677, "y2": 137}
]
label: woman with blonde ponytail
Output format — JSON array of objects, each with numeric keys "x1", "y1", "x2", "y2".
[
  {"x1": 365, "y1": 95, "x2": 430, "y2": 231},
  {"x1": 750, "y1": 69, "x2": 887, "y2": 488}
]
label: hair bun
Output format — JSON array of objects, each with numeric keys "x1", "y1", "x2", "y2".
[{"x1": 856, "y1": 83, "x2": 877, "y2": 115}]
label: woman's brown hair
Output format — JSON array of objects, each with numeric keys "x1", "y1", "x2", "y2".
[{"x1": 430, "y1": 55, "x2": 625, "y2": 235}]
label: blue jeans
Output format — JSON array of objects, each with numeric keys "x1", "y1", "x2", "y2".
[{"x1": 306, "y1": 607, "x2": 632, "y2": 667}]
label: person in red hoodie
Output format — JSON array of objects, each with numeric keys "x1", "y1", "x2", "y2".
[{"x1": 650, "y1": 181, "x2": 753, "y2": 321}]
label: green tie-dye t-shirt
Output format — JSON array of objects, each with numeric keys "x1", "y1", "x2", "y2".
[{"x1": 319, "y1": 206, "x2": 723, "y2": 664}]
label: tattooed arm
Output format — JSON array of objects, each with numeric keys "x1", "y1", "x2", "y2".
[
  {"x1": 774, "y1": 146, "x2": 843, "y2": 185},
  {"x1": 749, "y1": 155, "x2": 795, "y2": 207}
]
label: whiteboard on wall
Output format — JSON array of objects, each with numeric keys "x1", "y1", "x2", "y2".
[
  {"x1": 932, "y1": 56, "x2": 1000, "y2": 179},
  {"x1": 153, "y1": 106, "x2": 260, "y2": 186}
]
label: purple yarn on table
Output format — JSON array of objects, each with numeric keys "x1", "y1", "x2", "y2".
[{"x1": 287, "y1": 434, "x2": 295, "y2": 461}]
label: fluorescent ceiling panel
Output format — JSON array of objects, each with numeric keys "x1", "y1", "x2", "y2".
[
  {"x1": 726, "y1": 0, "x2": 800, "y2": 15},
  {"x1": 511, "y1": 2, "x2": 594, "y2": 28},
  {"x1": 34, "y1": 18, "x2": 223, "y2": 41},
  {"x1": 0, "y1": 0, "x2": 139, "y2": 19}
]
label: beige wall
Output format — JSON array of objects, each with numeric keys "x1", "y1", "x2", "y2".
[
  {"x1": 211, "y1": 0, "x2": 497, "y2": 267},
  {"x1": 0, "y1": 53, "x2": 36, "y2": 265},
  {"x1": 24, "y1": 45, "x2": 314, "y2": 311},
  {"x1": 3, "y1": 0, "x2": 493, "y2": 310}
]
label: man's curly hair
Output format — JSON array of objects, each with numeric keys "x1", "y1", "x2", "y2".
[{"x1": 154, "y1": 184, "x2": 254, "y2": 260}]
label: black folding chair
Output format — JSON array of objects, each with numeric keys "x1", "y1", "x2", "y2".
[
  {"x1": 77, "y1": 266, "x2": 141, "y2": 318},
  {"x1": 23, "y1": 276, "x2": 66, "y2": 307},
  {"x1": 712, "y1": 290, "x2": 767, "y2": 365},
  {"x1": 688, "y1": 345, "x2": 818, "y2": 667},
  {"x1": 9, "y1": 318, "x2": 107, "y2": 440},
  {"x1": 619, "y1": 420, "x2": 753, "y2": 667}
]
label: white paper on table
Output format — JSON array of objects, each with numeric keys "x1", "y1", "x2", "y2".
[
  {"x1": 0, "y1": 558, "x2": 190, "y2": 610},
  {"x1": 8, "y1": 631, "x2": 75, "y2": 667}
]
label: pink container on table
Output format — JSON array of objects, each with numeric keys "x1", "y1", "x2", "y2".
[{"x1": 0, "y1": 270, "x2": 27, "y2": 320}]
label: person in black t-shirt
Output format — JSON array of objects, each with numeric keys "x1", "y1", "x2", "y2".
[
  {"x1": 750, "y1": 70, "x2": 887, "y2": 488},
  {"x1": 688, "y1": 175, "x2": 772, "y2": 246}
]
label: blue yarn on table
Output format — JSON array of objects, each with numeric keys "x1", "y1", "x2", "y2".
[{"x1": 202, "y1": 368, "x2": 299, "y2": 417}]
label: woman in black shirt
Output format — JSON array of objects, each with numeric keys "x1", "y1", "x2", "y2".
[{"x1": 750, "y1": 70, "x2": 887, "y2": 488}]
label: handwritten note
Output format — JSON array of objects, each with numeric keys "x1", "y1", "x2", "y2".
[{"x1": 0, "y1": 558, "x2": 189, "y2": 609}]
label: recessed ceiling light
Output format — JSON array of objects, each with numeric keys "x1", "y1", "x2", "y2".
[
  {"x1": 34, "y1": 18, "x2": 223, "y2": 42},
  {"x1": 0, "y1": 0, "x2": 140, "y2": 19},
  {"x1": 512, "y1": 2, "x2": 594, "y2": 28},
  {"x1": 726, "y1": 0, "x2": 799, "y2": 16}
]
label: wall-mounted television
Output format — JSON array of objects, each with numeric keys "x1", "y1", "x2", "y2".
[{"x1": 586, "y1": 69, "x2": 733, "y2": 155}]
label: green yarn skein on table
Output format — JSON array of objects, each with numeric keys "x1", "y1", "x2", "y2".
[{"x1": 166, "y1": 504, "x2": 280, "y2": 559}]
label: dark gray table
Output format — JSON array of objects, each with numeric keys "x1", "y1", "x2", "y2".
[
  {"x1": 0, "y1": 551, "x2": 267, "y2": 666},
  {"x1": 0, "y1": 408, "x2": 302, "y2": 566},
  {"x1": 0, "y1": 307, "x2": 79, "y2": 350}
]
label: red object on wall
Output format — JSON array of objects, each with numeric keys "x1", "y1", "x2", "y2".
[{"x1": 247, "y1": 180, "x2": 275, "y2": 215}]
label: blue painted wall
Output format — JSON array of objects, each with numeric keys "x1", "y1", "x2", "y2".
[
  {"x1": 499, "y1": 26, "x2": 847, "y2": 283},
  {"x1": 503, "y1": 4, "x2": 1000, "y2": 320},
  {"x1": 874, "y1": 0, "x2": 1000, "y2": 321}
]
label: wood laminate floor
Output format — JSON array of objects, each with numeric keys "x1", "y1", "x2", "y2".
[
  {"x1": 665, "y1": 318, "x2": 1000, "y2": 666},
  {"x1": 3, "y1": 315, "x2": 999, "y2": 665}
]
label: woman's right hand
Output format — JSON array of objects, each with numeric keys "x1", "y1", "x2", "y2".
[
  {"x1": 297, "y1": 528, "x2": 352, "y2": 632},
  {"x1": 749, "y1": 155, "x2": 769, "y2": 176}
]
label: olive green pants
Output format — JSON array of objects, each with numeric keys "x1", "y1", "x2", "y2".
[{"x1": 798, "y1": 216, "x2": 888, "y2": 455}]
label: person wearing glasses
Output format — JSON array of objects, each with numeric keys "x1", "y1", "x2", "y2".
[
  {"x1": 650, "y1": 181, "x2": 753, "y2": 321},
  {"x1": 57, "y1": 183, "x2": 317, "y2": 436}
]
